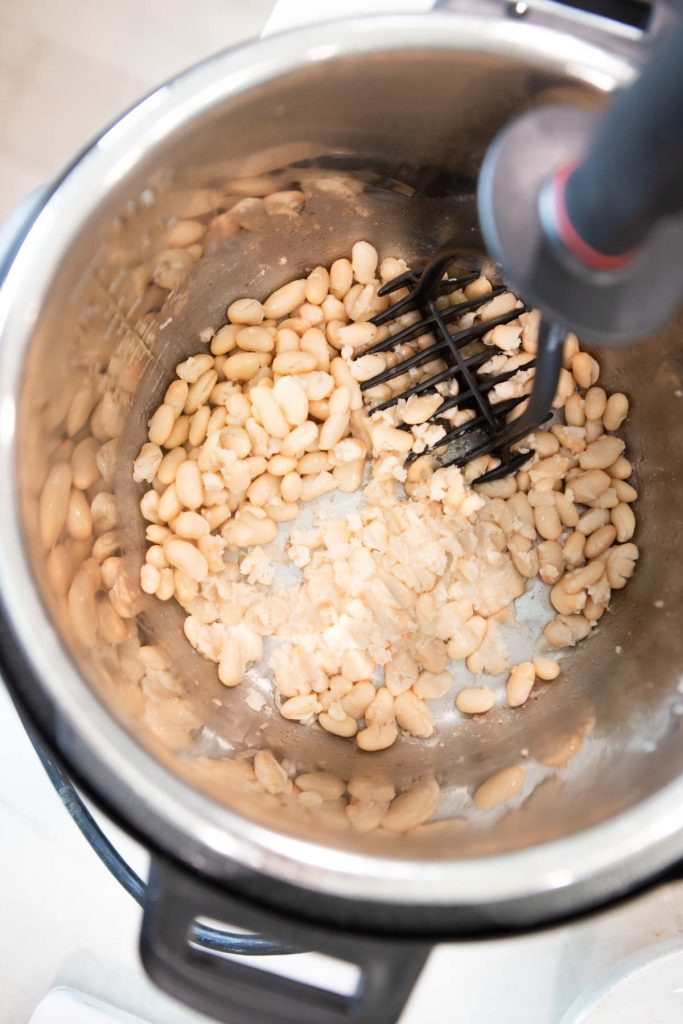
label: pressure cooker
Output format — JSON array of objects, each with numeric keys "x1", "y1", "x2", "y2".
[{"x1": 1, "y1": 2, "x2": 683, "y2": 1022}]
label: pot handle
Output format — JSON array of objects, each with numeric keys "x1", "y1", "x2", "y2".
[{"x1": 140, "y1": 857, "x2": 430, "y2": 1024}]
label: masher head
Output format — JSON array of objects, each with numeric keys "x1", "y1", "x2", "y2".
[{"x1": 356, "y1": 246, "x2": 565, "y2": 483}]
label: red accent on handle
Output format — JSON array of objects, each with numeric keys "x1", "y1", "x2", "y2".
[{"x1": 552, "y1": 162, "x2": 638, "y2": 272}]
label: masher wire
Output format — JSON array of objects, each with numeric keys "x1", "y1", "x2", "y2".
[{"x1": 358, "y1": 249, "x2": 564, "y2": 482}]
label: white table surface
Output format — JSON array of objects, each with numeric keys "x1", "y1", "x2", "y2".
[{"x1": 3, "y1": 2, "x2": 683, "y2": 1022}]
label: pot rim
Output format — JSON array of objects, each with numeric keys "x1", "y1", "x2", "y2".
[{"x1": 2, "y1": 13, "x2": 673, "y2": 914}]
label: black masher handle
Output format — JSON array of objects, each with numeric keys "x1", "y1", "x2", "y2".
[{"x1": 565, "y1": 22, "x2": 683, "y2": 258}]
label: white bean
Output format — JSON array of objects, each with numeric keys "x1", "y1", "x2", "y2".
[
  {"x1": 572, "y1": 352, "x2": 600, "y2": 388},
  {"x1": 167, "y1": 219, "x2": 205, "y2": 248},
  {"x1": 189, "y1": 406, "x2": 211, "y2": 447},
  {"x1": 341, "y1": 682, "x2": 376, "y2": 719},
  {"x1": 329, "y1": 258, "x2": 353, "y2": 299},
  {"x1": 185, "y1": 369, "x2": 217, "y2": 414},
  {"x1": 140, "y1": 563, "x2": 161, "y2": 594},
  {"x1": 224, "y1": 513, "x2": 277, "y2": 547},
  {"x1": 211, "y1": 324, "x2": 239, "y2": 355},
  {"x1": 608, "y1": 456, "x2": 632, "y2": 480},
  {"x1": 474, "y1": 767, "x2": 524, "y2": 810},
  {"x1": 564, "y1": 393, "x2": 586, "y2": 427},
  {"x1": 280, "y1": 472, "x2": 303, "y2": 502},
  {"x1": 562, "y1": 558, "x2": 605, "y2": 595},
  {"x1": 356, "y1": 721, "x2": 398, "y2": 751},
  {"x1": 91, "y1": 492, "x2": 117, "y2": 535},
  {"x1": 568, "y1": 470, "x2": 611, "y2": 505},
  {"x1": 337, "y1": 322, "x2": 377, "y2": 350},
  {"x1": 300, "y1": 472, "x2": 336, "y2": 502},
  {"x1": 158, "y1": 483, "x2": 182, "y2": 523},
  {"x1": 333, "y1": 459, "x2": 365, "y2": 492},
  {"x1": 157, "y1": 447, "x2": 186, "y2": 485},
  {"x1": 577, "y1": 507, "x2": 610, "y2": 536},
  {"x1": 47, "y1": 545, "x2": 74, "y2": 597},
  {"x1": 165, "y1": 539, "x2": 209, "y2": 581},
  {"x1": 534, "y1": 656, "x2": 560, "y2": 681},
  {"x1": 280, "y1": 421, "x2": 319, "y2": 458},
  {"x1": 176, "y1": 355, "x2": 213, "y2": 385},
  {"x1": 606, "y1": 543, "x2": 638, "y2": 588},
  {"x1": 505, "y1": 662, "x2": 536, "y2": 707},
  {"x1": 456, "y1": 686, "x2": 495, "y2": 714},
  {"x1": 247, "y1": 472, "x2": 280, "y2": 506},
  {"x1": 263, "y1": 279, "x2": 306, "y2": 319},
  {"x1": 319, "y1": 711, "x2": 358, "y2": 737},
  {"x1": 584, "y1": 524, "x2": 616, "y2": 558},
  {"x1": 612, "y1": 502, "x2": 636, "y2": 542},
  {"x1": 381, "y1": 779, "x2": 439, "y2": 832},
  {"x1": 254, "y1": 750, "x2": 291, "y2": 794},
  {"x1": 534, "y1": 503, "x2": 562, "y2": 541},
  {"x1": 227, "y1": 298, "x2": 264, "y2": 325},
  {"x1": 162, "y1": 380, "x2": 189, "y2": 419},
  {"x1": 268, "y1": 454, "x2": 297, "y2": 476},
  {"x1": 66, "y1": 379, "x2": 99, "y2": 437},
  {"x1": 562, "y1": 530, "x2": 586, "y2": 569},
  {"x1": 300, "y1": 327, "x2": 329, "y2": 370},
  {"x1": 532, "y1": 432, "x2": 559, "y2": 458},
  {"x1": 585, "y1": 419, "x2": 604, "y2": 443},
  {"x1": 550, "y1": 583, "x2": 586, "y2": 616},
  {"x1": 351, "y1": 240, "x2": 378, "y2": 284},
  {"x1": 478, "y1": 292, "x2": 518, "y2": 321},
  {"x1": 174, "y1": 510, "x2": 210, "y2": 539},
  {"x1": 613, "y1": 479, "x2": 637, "y2": 503},
  {"x1": 414, "y1": 672, "x2": 452, "y2": 699},
  {"x1": 276, "y1": 331, "x2": 301, "y2": 356},
  {"x1": 371, "y1": 422, "x2": 413, "y2": 454},
  {"x1": 553, "y1": 493, "x2": 577, "y2": 531},
  {"x1": 175, "y1": 461, "x2": 204, "y2": 509},
  {"x1": 40, "y1": 462, "x2": 72, "y2": 548},
  {"x1": 384, "y1": 651, "x2": 419, "y2": 695},
  {"x1": 300, "y1": 371, "x2": 335, "y2": 403},
  {"x1": 604, "y1": 392, "x2": 629, "y2": 431},
  {"x1": 380, "y1": 257, "x2": 408, "y2": 283},
  {"x1": 68, "y1": 568, "x2": 97, "y2": 648},
  {"x1": 71, "y1": 437, "x2": 101, "y2": 490},
  {"x1": 330, "y1": 357, "x2": 363, "y2": 410},
  {"x1": 250, "y1": 386, "x2": 290, "y2": 439},
  {"x1": 538, "y1": 541, "x2": 564, "y2": 584},
  {"x1": 305, "y1": 266, "x2": 330, "y2": 305},
  {"x1": 579, "y1": 435, "x2": 625, "y2": 471},
  {"x1": 97, "y1": 598, "x2": 128, "y2": 645},
  {"x1": 272, "y1": 350, "x2": 318, "y2": 375},
  {"x1": 294, "y1": 774, "x2": 344, "y2": 804},
  {"x1": 319, "y1": 410, "x2": 349, "y2": 450},
  {"x1": 133, "y1": 442, "x2": 163, "y2": 484},
  {"x1": 584, "y1": 386, "x2": 607, "y2": 421},
  {"x1": 148, "y1": 404, "x2": 175, "y2": 445},
  {"x1": 273, "y1": 376, "x2": 309, "y2": 426},
  {"x1": 66, "y1": 489, "x2": 93, "y2": 541},
  {"x1": 224, "y1": 352, "x2": 260, "y2": 381},
  {"x1": 155, "y1": 567, "x2": 175, "y2": 601},
  {"x1": 165, "y1": 414, "x2": 191, "y2": 449},
  {"x1": 280, "y1": 694, "x2": 321, "y2": 721}
]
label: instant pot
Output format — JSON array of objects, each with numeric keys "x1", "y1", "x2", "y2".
[{"x1": 1, "y1": 2, "x2": 683, "y2": 1022}]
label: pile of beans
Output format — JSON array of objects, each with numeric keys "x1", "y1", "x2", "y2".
[
  {"x1": 32, "y1": 191, "x2": 625, "y2": 825},
  {"x1": 188, "y1": 698, "x2": 595, "y2": 829},
  {"x1": 134, "y1": 240, "x2": 637, "y2": 750}
]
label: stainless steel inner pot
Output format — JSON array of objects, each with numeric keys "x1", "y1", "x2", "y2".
[{"x1": 1, "y1": 8, "x2": 682, "y2": 938}]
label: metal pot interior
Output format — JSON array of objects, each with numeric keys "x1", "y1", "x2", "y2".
[{"x1": 7, "y1": 31, "x2": 683, "y2": 871}]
